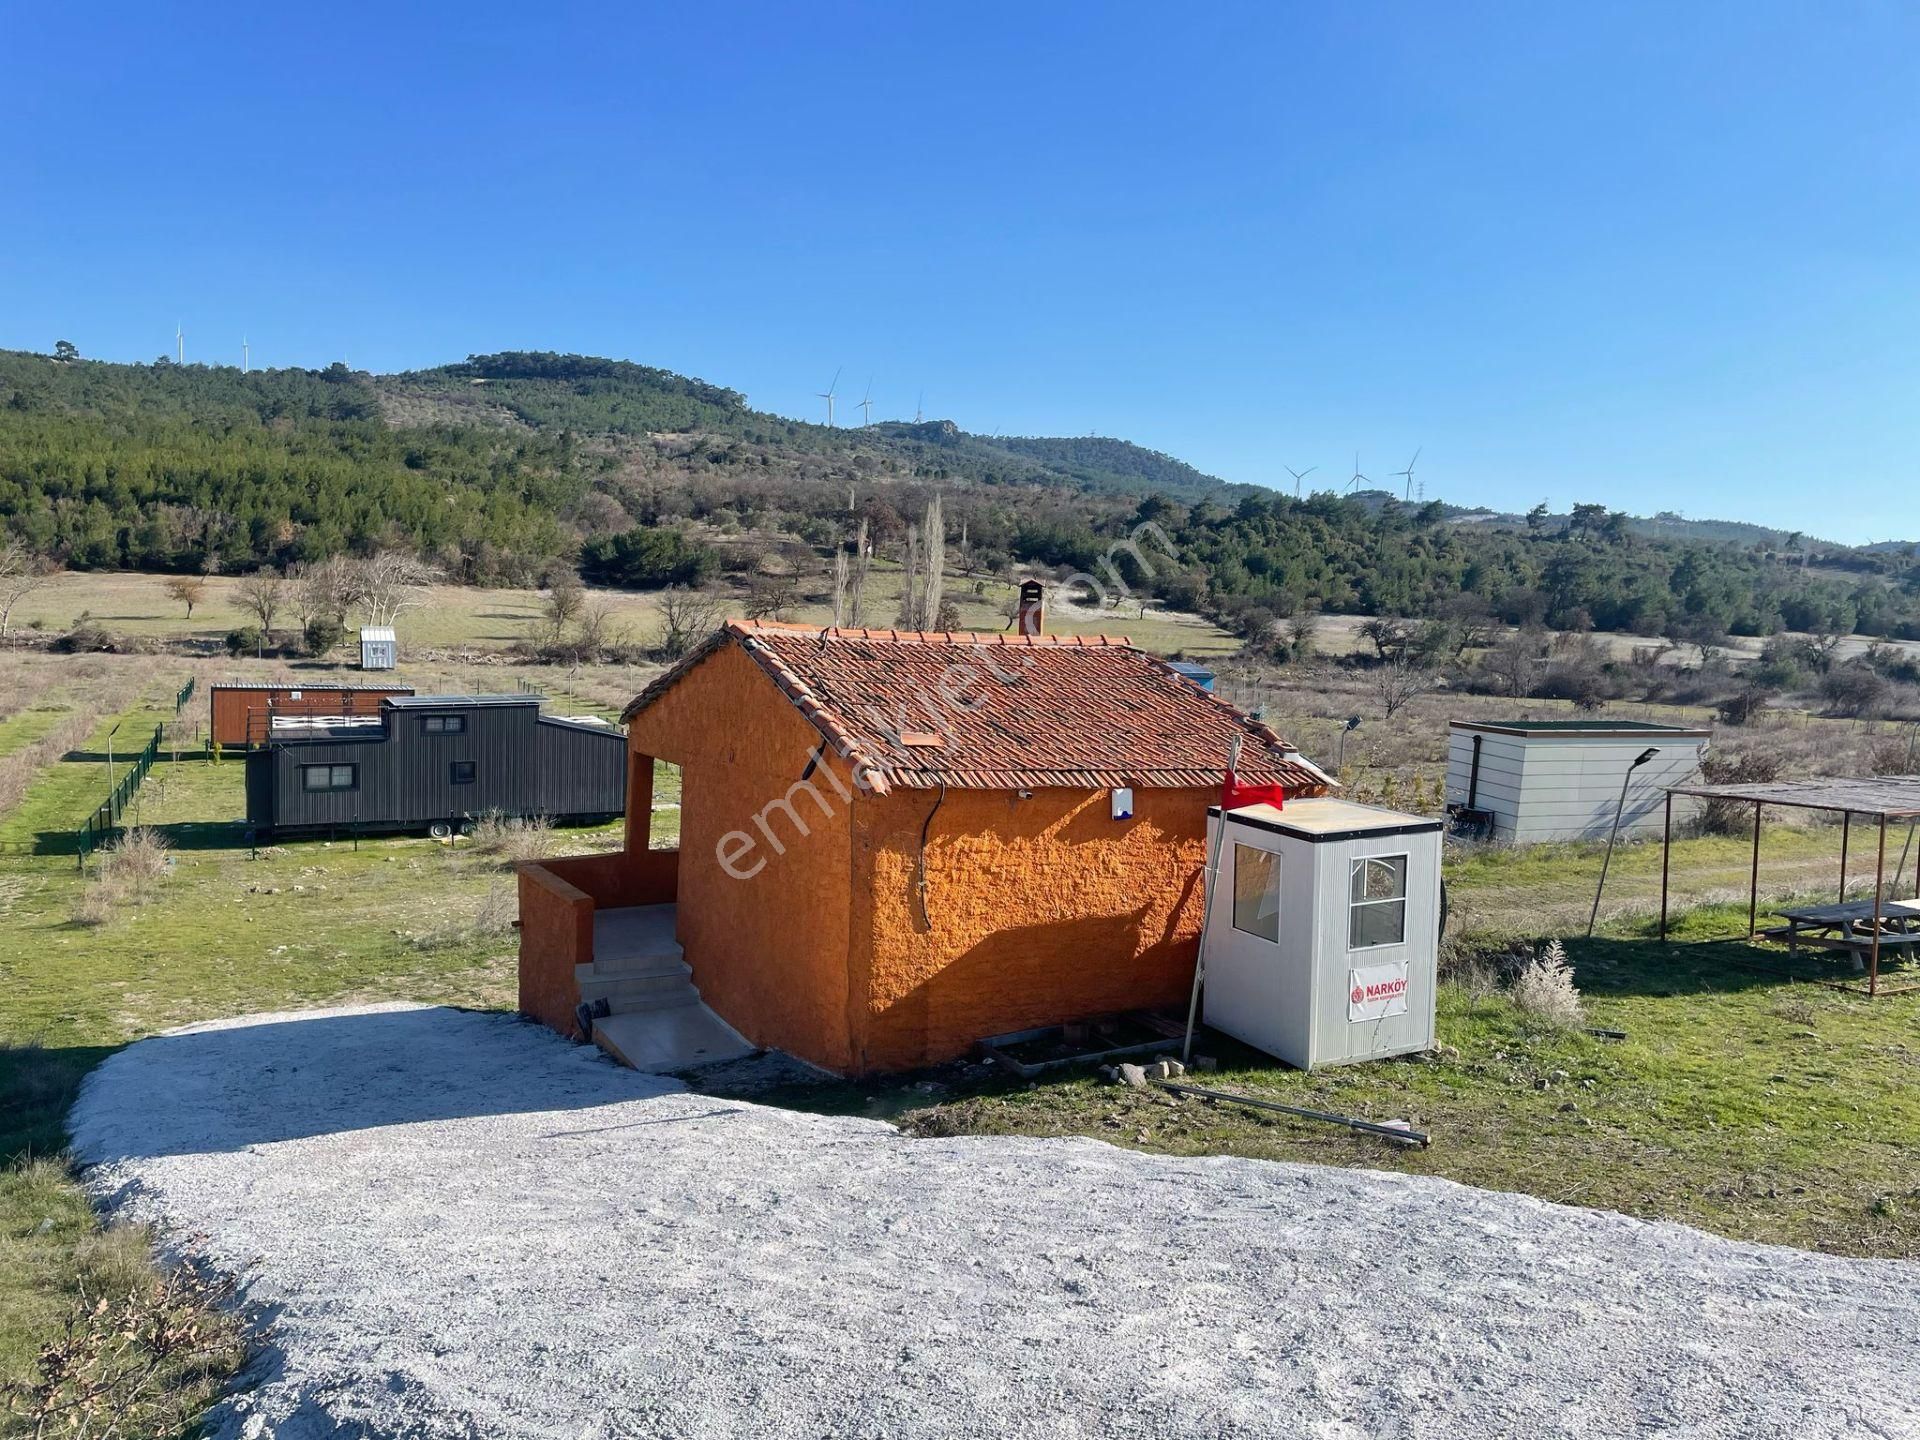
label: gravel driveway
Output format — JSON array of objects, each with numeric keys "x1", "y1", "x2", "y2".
[{"x1": 71, "y1": 1004, "x2": 1920, "y2": 1439}]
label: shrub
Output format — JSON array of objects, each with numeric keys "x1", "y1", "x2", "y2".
[
  {"x1": 224, "y1": 626, "x2": 262, "y2": 657},
  {"x1": 1510, "y1": 939, "x2": 1583, "y2": 1026},
  {"x1": 1695, "y1": 746, "x2": 1785, "y2": 834},
  {"x1": 471, "y1": 810, "x2": 554, "y2": 865},
  {"x1": 6, "y1": 1234, "x2": 249, "y2": 1436},
  {"x1": 303, "y1": 615, "x2": 347, "y2": 657},
  {"x1": 99, "y1": 828, "x2": 170, "y2": 897},
  {"x1": 578, "y1": 527, "x2": 720, "y2": 590}
]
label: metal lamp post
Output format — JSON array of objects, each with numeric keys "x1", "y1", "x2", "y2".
[{"x1": 1587, "y1": 747, "x2": 1660, "y2": 938}]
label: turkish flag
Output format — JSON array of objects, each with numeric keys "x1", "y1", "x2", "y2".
[{"x1": 1222, "y1": 763, "x2": 1287, "y2": 812}]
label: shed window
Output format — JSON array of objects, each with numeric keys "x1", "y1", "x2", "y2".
[
  {"x1": 1231, "y1": 843, "x2": 1280, "y2": 942},
  {"x1": 423, "y1": 715, "x2": 466, "y2": 734},
  {"x1": 1349, "y1": 854, "x2": 1408, "y2": 949},
  {"x1": 300, "y1": 763, "x2": 357, "y2": 792},
  {"x1": 450, "y1": 760, "x2": 476, "y2": 785}
]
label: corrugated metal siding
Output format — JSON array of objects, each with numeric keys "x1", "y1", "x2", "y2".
[{"x1": 249, "y1": 703, "x2": 625, "y2": 833}]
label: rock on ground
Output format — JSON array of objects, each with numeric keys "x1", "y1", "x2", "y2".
[{"x1": 70, "y1": 1004, "x2": 1920, "y2": 1439}]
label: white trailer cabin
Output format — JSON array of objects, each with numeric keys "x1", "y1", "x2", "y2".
[
  {"x1": 1446, "y1": 719, "x2": 1710, "y2": 844},
  {"x1": 359, "y1": 625, "x2": 397, "y2": 671},
  {"x1": 1203, "y1": 798, "x2": 1442, "y2": 1070}
]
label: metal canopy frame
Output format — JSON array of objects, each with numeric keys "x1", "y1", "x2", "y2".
[{"x1": 1658, "y1": 776, "x2": 1920, "y2": 997}]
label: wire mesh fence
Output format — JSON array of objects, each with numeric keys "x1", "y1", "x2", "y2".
[{"x1": 74, "y1": 722, "x2": 164, "y2": 870}]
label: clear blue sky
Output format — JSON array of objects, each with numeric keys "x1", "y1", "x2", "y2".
[{"x1": 5, "y1": 2, "x2": 1916, "y2": 541}]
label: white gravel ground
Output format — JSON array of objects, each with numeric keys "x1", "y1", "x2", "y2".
[{"x1": 71, "y1": 1004, "x2": 1920, "y2": 1439}]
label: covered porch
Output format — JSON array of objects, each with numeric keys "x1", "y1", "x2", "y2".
[{"x1": 517, "y1": 753, "x2": 749, "y2": 1067}]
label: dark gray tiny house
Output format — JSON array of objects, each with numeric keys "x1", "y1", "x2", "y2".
[{"x1": 245, "y1": 694, "x2": 625, "y2": 838}]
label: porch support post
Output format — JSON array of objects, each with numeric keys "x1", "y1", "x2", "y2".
[
  {"x1": 1871, "y1": 814, "x2": 1887, "y2": 999},
  {"x1": 1839, "y1": 811, "x2": 1851, "y2": 903},
  {"x1": 1658, "y1": 790, "x2": 1673, "y2": 942},
  {"x1": 1747, "y1": 800, "x2": 1763, "y2": 940}
]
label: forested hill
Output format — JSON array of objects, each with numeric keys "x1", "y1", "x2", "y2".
[{"x1": 2, "y1": 346, "x2": 1918, "y2": 642}]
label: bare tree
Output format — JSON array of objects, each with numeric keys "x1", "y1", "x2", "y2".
[
  {"x1": 163, "y1": 575, "x2": 207, "y2": 619},
  {"x1": 922, "y1": 495, "x2": 944, "y2": 631},
  {"x1": 0, "y1": 541, "x2": 57, "y2": 638},
  {"x1": 657, "y1": 587, "x2": 726, "y2": 660},
  {"x1": 1484, "y1": 626, "x2": 1548, "y2": 698},
  {"x1": 831, "y1": 546, "x2": 849, "y2": 628},
  {"x1": 1373, "y1": 657, "x2": 1439, "y2": 720},
  {"x1": 574, "y1": 602, "x2": 623, "y2": 660},
  {"x1": 233, "y1": 569, "x2": 286, "y2": 642},
  {"x1": 1283, "y1": 609, "x2": 1320, "y2": 663},
  {"x1": 350, "y1": 551, "x2": 438, "y2": 628},
  {"x1": 541, "y1": 572, "x2": 585, "y2": 643},
  {"x1": 897, "y1": 523, "x2": 923, "y2": 630},
  {"x1": 289, "y1": 556, "x2": 356, "y2": 632},
  {"x1": 849, "y1": 519, "x2": 871, "y2": 628}
]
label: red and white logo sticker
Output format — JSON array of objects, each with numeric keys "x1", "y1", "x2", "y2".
[{"x1": 1349, "y1": 961, "x2": 1410, "y2": 1022}]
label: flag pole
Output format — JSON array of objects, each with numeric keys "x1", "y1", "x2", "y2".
[{"x1": 1182, "y1": 734, "x2": 1242, "y2": 1064}]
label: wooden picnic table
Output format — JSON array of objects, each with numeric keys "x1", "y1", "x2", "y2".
[{"x1": 1762, "y1": 897, "x2": 1920, "y2": 967}]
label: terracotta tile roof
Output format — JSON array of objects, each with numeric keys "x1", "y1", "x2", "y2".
[{"x1": 624, "y1": 621, "x2": 1332, "y2": 797}]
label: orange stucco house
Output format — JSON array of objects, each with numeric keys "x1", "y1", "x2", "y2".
[{"x1": 517, "y1": 619, "x2": 1330, "y2": 1074}]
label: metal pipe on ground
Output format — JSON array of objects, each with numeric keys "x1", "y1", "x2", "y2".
[{"x1": 1154, "y1": 1079, "x2": 1431, "y2": 1148}]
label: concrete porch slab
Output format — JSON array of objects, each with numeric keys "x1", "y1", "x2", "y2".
[{"x1": 592, "y1": 1003, "x2": 756, "y2": 1073}]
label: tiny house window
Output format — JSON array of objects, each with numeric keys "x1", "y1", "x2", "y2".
[
  {"x1": 1349, "y1": 854, "x2": 1409, "y2": 949},
  {"x1": 300, "y1": 763, "x2": 357, "y2": 792},
  {"x1": 1231, "y1": 843, "x2": 1280, "y2": 942},
  {"x1": 450, "y1": 760, "x2": 476, "y2": 785},
  {"x1": 423, "y1": 715, "x2": 466, "y2": 734}
]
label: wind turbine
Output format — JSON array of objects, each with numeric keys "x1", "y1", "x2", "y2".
[
  {"x1": 854, "y1": 377, "x2": 874, "y2": 427},
  {"x1": 817, "y1": 368, "x2": 842, "y2": 428},
  {"x1": 175, "y1": 322, "x2": 184, "y2": 364},
  {"x1": 914, "y1": 390, "x2": 924, "y2": 424},
  {"x1": 1284, "y1": 464, "x2": 1316, "y2": 497},
  {"x1": 1392, "y1": 446, "x2": 1423, "y2": 502},
  {"x1": 1346, "y1": 452, "x2": 1369, "y2": 494},
  {"x1": 242, "y1": 336, "x2": 249, "y2": 374}
]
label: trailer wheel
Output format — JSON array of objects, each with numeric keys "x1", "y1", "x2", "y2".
[{"x1": 428, "y1": 821, "x2": 453, "y2": 840}]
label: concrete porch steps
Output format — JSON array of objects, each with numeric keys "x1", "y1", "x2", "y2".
[{"x1": 581, "y1": 902, "x2": 756, "y2": 1072}]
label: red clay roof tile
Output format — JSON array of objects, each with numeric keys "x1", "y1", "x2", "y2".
[{"x1": 624, "y1": 621, "x2": 1331, "y2": 796}]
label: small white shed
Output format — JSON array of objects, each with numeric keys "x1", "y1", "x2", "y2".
[
  {"x1": 1203, "y1": 798, "x2": 1442, "y2": 1070},
  {"x1": 359, "y1": 625, "x2": 397, "y2": 670},
  {"x1": 1445, "y1": 719, "x2": 1710, "y2": 844}
]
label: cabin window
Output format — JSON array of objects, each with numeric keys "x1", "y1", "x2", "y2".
[
  {"x1": 1231, "y1": 843, "x2": 1280, "y2": 942},
  {"x1": 450, "y1": 760, "x2": 477, "y2": 785},
  {"x1": 423, "y1": 715, "x2": 466, "y2": 734},
  {"x1": 1349, "y1": 854, "x2": 1409, "y2": 949},
  {"x1": 300, "y1": 763, "x2": 357, "y2": 792}
]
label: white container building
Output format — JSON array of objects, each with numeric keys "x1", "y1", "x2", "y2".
[
  {"x1": 1445, "y1": 719, "x2": 1710, "y2": 844},
  {"x1": 1203, "y1": 798, "x2": 1442, "y2": 1070}
]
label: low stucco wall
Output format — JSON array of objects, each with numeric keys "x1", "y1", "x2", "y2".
[
  {"x1": 516, "y1": 848, "x2": 680, "y2": 1037},
  {"x1": 516, "y1": 864, "x2": 593, "y2": 1036}
]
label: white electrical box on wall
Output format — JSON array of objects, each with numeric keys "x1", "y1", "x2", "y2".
[
  {"x1": 1202, "y1": 798, "x2": 1442, "y2": 1070},
  {"x1": 1111, "y1": 788, "x2": 1134, "y2": 820}
]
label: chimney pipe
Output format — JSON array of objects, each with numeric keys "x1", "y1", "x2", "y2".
[{"x1": 1016, "y1": 580, "x2": 1045, "y2": 636}]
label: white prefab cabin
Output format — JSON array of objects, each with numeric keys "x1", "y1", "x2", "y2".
[
  {"x1": 1445, "y1": 719, "x2": 1710, "y2": 844},
  {"x1": 1203, "y1": 798, "x2": 1442, "y2": 1070}
]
